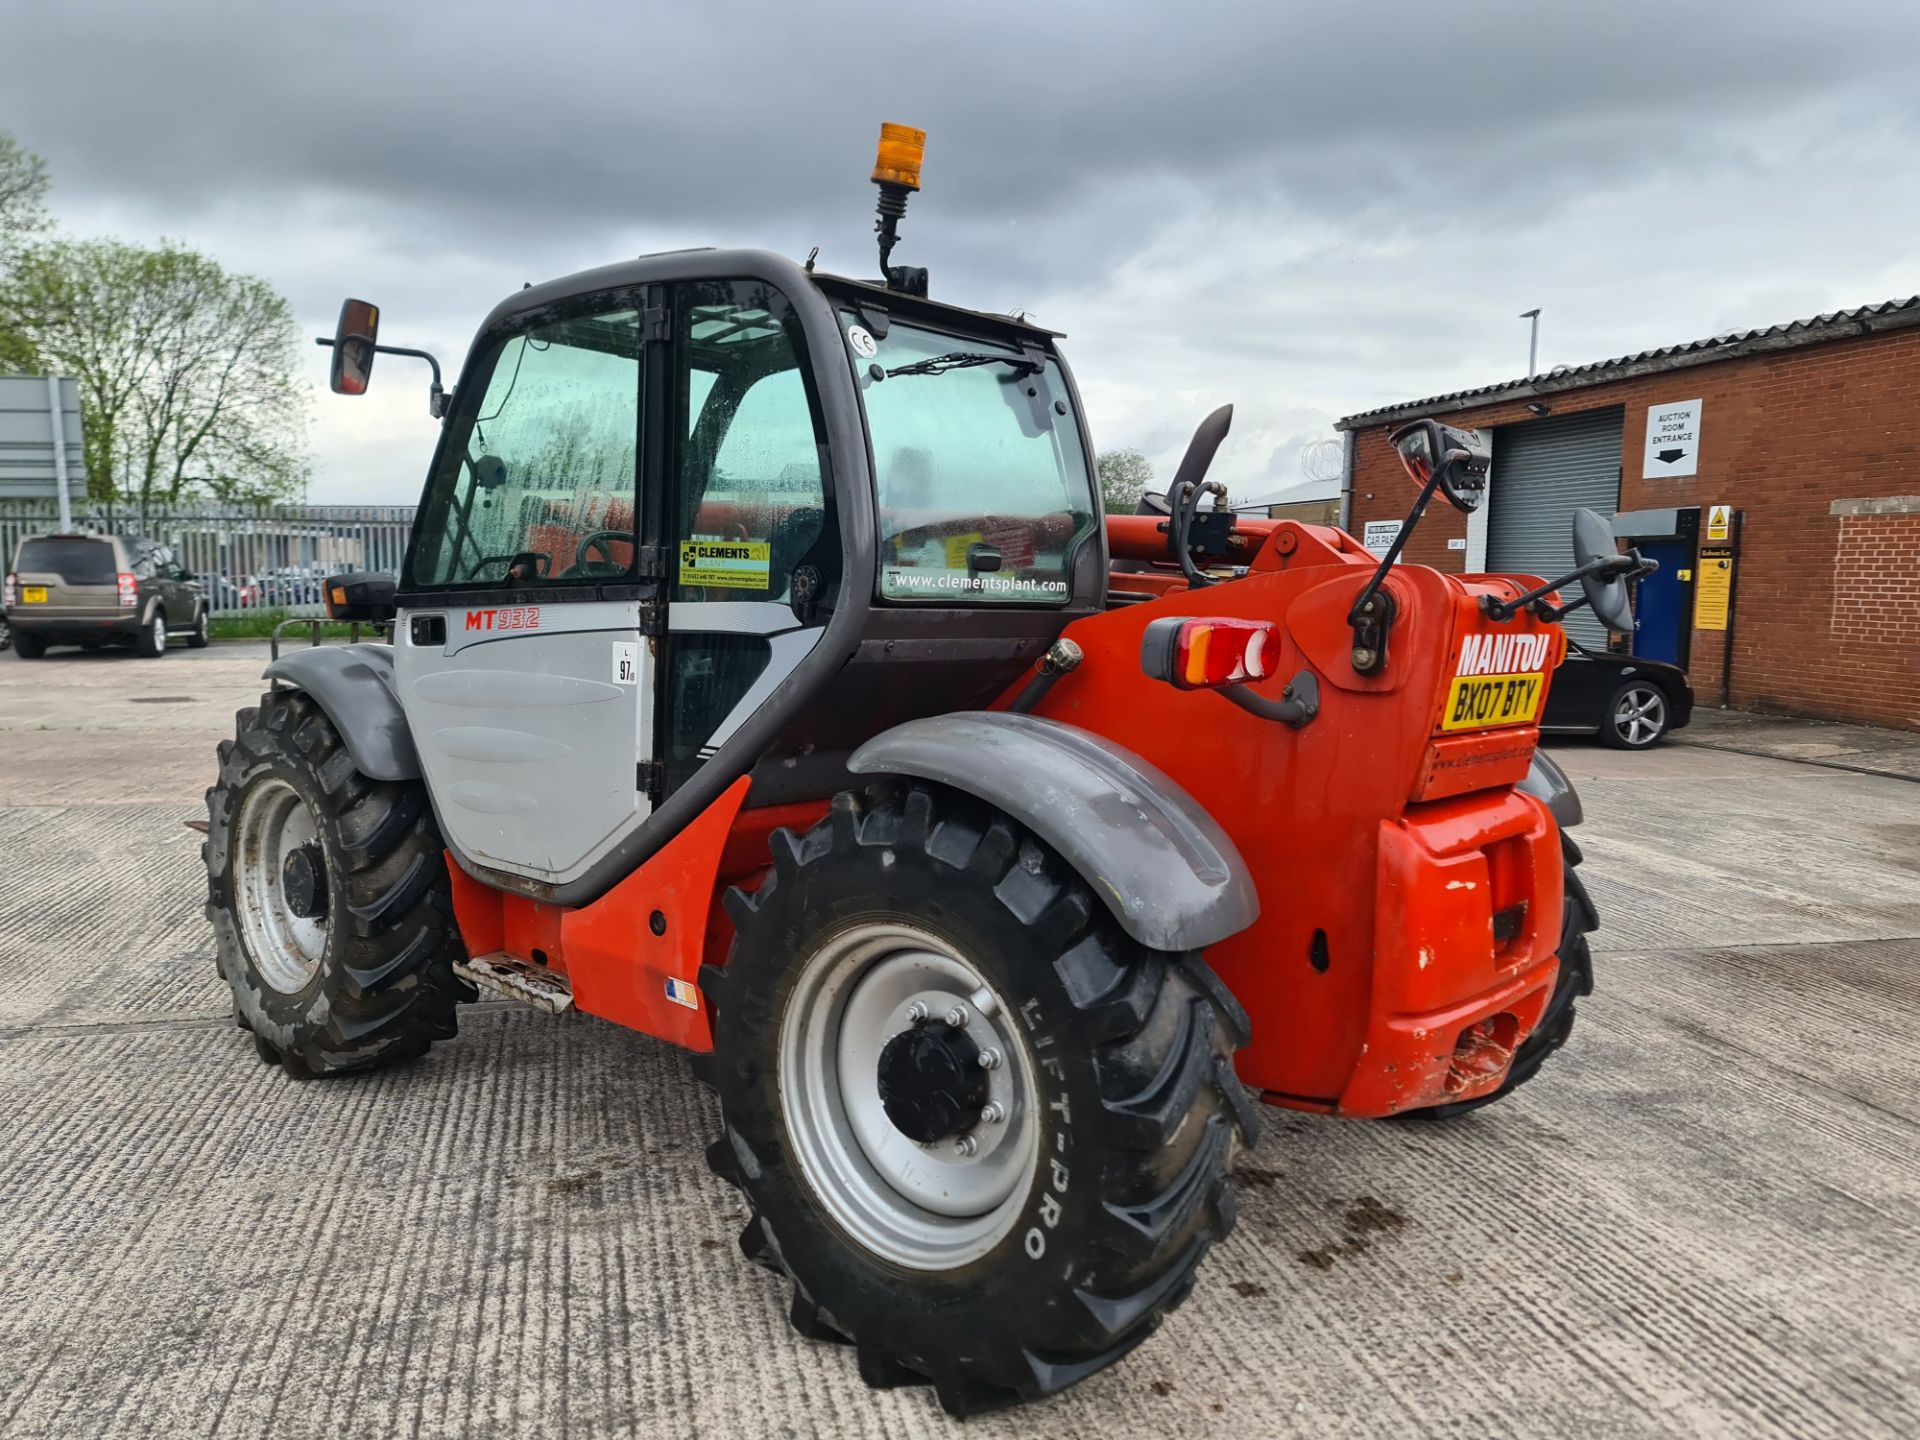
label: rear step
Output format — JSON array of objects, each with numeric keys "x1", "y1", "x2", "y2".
[{"x1": 454, "y1": 953, "x2": 575, "y2": 1014}]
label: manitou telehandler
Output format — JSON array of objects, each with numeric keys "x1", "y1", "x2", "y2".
[{"x1": 204, "y1": 124, "x2": 1644, "y2": 1414}]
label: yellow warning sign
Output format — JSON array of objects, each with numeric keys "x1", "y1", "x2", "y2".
[
  {"x1": 1694, "y1": 546, "x2": 1733, "y2": 630},
  {"x1": 938, "y1": 532, "x2": 987, "y2": 569},
  {"x1": 1706, "y1": 504, "x2": 1731, "y2": 541},
  {"x1": 678, "y1": 540, "x2": 770, "y2": 590}
]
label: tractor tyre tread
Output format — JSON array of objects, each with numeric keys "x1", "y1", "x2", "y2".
[
  {"x1": 205, "y1": 688, "x2": 470, "y2": 1077},
  {"x1": 696, "y1": 781, "x2": 1254, "y2": 1416}
]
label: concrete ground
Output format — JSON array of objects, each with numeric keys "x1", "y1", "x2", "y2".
[
  {"x1": 1, "y1": 643, "x2": 1916, "y2": 1439},
  {"x1": 1675, "y1": 704, "x2": 1920, "y2": 781}
]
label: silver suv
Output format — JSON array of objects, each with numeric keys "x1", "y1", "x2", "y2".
[{"x1": 3, "y1": 532, "x2": 210, "y2": 659}]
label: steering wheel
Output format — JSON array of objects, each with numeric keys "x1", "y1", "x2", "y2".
[
  {"x1": 469, "y1": 551, "x2": 550, "y2": 583},
  {"x1": 573, "y1": 529, "x2": 635, "y2": 575}
]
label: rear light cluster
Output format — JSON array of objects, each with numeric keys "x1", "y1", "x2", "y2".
[
  {"x1": 2, "y1": 574, "x2": 14, "y2": 607},
  {"x1": 1140, "y1": 616, "x2": 1280, "y2": 691},
  {"x1": 117, "y1": 572, "x2": 138, "y2": 607}
]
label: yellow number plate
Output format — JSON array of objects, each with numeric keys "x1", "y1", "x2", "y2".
[
  {"x1": 1442, "y1": 671, "x2": 1546, "y2": 732},
  {"x1": 21, "y1": 586, "x2": 48, "y2": 603}
]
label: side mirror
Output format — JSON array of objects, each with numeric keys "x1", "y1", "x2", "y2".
[
  {"x1": 329, "y1": 299, "x2": 381, "y2": 396},
  {"x1": 323, "y1": 571, "x2": 397, "y2": 623},
  {"x1": 1570, "y1": 508, "x2": 1641, "y2": 634},
  {"x1": 1387, "y1": 418, "x2": 1489, "y2": 514}
]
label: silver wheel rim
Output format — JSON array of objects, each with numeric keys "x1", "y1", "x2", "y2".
[
  {"x1": 196, "y1": 611, "x2": 208, "y2": 641},
  {"x1": 233, "y1": 777, "x2": 327, "y2": 993},
  {"x1": 1614, "y1": 685, "x2": 1665, "y2": 745},
  {"x1": 779, "y1": 921, "x2": 1040, "y2": 1272},
  {"x1": 151, "y1": 614, "x2": 166, "y2": 650}
]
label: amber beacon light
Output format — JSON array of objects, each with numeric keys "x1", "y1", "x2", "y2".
[
  {"x1": 871, "y1": 122, "x2": 928, "y2": 292},
  {"x1": 871, "y1": 122, "x2": 926, "y2": 190}
]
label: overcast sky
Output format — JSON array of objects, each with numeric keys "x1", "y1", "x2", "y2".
[{"x1": 9, "y1": 0, "x2": 1919, "y2": 506}]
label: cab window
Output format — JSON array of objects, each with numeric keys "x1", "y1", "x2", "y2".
[
  {"x1": 409, "y1": 301, "x2": 642, "y2": 588},
  {"x1": 663, "y1": 280, "x2": 835, "y2": 792},
  {"x1": 849, "y1": 314, "x2": 1095, "y2": 604},
  {"x1": 672, "y1": 282, "x2": 832, "y2": 603}
]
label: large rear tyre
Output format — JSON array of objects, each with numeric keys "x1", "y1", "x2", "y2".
[
  {"x1": 697, "y1": 784, "x2": 1258, "y2": 1416},
  {"x1": 204, "y1": 688, "x2": 470, "y2": 1076},
  {"x1": 1397, "y1": 835, "x2": 1596, "y2": 1121},
  {"x1": 13, "y1": 630, "x2": 45, "y2": 659}
]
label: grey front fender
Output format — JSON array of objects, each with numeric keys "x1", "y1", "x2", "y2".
[
  {"x1": 848, "y1": 711, "x2": 1258, "y2": 952},
  {"x1": 1518, "y1": 749, "x2": 1582, "y2": 828},
  {"x1": 262, "y1": 644, "x2": 419, "y2": 782}
]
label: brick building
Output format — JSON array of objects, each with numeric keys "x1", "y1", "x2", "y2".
[{"x1": 1336, "y1": 298, "x2": 1920, "y2": 732}]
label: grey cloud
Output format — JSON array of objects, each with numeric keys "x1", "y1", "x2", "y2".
[{"x1": 7, "y1": 0, "x2": 1918, "y2": 504}]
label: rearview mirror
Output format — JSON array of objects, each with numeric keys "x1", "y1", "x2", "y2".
[
  {"x1": 1387, "y1": 418, "x2": 1489, "y2": 514},
  {"x1": 1570, "y1": 508, "x2": 1639, "y2": 634},
  {"x1": 329, "y1": 299, "x2": 381, "y2": 396}
]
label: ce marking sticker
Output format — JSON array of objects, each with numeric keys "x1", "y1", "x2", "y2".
[{"x1": 845, "y1": 324, "x2": 877, "y2": 359}]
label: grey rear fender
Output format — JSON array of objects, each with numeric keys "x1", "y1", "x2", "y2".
[
  {"x1": 261, "y1": 644, "x2": 419, "y2": 782},
  {"x1": 1518, "y1": 749, "x2": 1582, "y2": 829},
  {"x1": 847, "y1": 711, "x2": 1258, "y2": 952}
]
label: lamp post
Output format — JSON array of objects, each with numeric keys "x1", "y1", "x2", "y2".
[{"x1": 1520, "y1": 308, "x2": 1541, "y2": 380}]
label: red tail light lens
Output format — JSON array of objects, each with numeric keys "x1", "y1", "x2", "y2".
[
  {"x1": 1141, "y1": 616, "x2": 1280, "y2": 691},
  {"x1": 116, "y1": 572, "x2": 137, "y2": 607}
]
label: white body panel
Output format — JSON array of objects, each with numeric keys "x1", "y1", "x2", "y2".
[{"x1": 394, "y1": 600, "x2": 652, "y2": 883}]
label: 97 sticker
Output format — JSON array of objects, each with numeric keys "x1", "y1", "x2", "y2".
[{"x1": 611, "y1": 641, "x2": 639, "y2": 686}]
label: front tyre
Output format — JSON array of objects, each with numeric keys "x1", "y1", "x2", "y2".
[
  {"x1": 186, "y1": 606, "x2": 211, "y2": 648},
  {"x1": 697, "y1": 784, "x2": 1258, "y2": 1416},
  {"x1": 204, "y1": 688, "x2": 470, "y2": 1076}
]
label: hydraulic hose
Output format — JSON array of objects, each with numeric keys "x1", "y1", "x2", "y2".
[{"x1": 1172, "y1": 478, "x2": 1227, "y2": 588}]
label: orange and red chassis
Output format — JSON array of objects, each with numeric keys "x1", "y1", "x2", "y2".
[{"x1": 447, "y1": 519, "x2": 1567, "y2": 1117}]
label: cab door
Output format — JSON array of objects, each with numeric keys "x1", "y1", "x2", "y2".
[
  {"x1": 392, "y1": 292, "x2": 660, "y2": 886},
  {"x1": 659, "y1": 280, "x2": 839, "y2": 796}
]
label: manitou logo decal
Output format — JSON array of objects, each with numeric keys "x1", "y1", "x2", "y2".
[
  {"x1": 1455, "y1": 631, "x2": 1553, "y2": 678},
  {"x1": 464, "y1": 606, "x2": 542, "y2": 632}
]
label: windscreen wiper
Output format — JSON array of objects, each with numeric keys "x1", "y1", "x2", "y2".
[{"x1": 883, "y1": 350, "x2": 1043, "y2": 379}]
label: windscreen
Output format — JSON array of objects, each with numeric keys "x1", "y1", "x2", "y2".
[
  {"x1": 848, "y1": 313, "x2": 1095, "y2": 604},
  {"x1": 14, "y1": 538, "x2": 117, "y2": 584}
]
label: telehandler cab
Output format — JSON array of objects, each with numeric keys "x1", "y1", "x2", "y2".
[{"x1": 205, "y1": 124, "x2": 1641, "y2": 1414}]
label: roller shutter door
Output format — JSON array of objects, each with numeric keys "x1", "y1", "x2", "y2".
[{"x1": 1488, "y1": 407, "x2": 1623, "y2": 647}]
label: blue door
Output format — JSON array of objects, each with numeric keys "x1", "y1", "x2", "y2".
[{"x1": 1632, "y1": 539, "x2": 1689, "y2": 664}]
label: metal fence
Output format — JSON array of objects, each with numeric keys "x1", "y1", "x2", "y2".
[{"x1": 0, "y1": 501, "x2": 416, "y2": 614}]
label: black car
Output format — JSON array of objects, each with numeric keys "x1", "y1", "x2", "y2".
[{"x1": 1542, "y1": 642, "x2": 1695, "y2": 749}]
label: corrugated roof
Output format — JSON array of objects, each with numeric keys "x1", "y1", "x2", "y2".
[{"x1": 1335, "y1": 295, "x2": 1920, "y2": 430}]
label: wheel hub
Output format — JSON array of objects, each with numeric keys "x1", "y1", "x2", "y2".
[
  {"x1": 779, "y1": 924, "x2": 1040, "y2": 1270},
  {"x1": 281, "y1": 843, "x2": 328, "y2": 919},
  {"x1": 876, "y1": 1019, "x2": 990, "y2": 1143}
]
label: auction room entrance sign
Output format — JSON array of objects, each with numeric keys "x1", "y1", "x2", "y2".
[{"x1": 1643, "y1": 399, "x2": 1703, "y2": 479}]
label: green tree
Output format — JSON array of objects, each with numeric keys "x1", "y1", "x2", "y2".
[
  {"x1": 0, "y1": 237, "x2": 307, "y2": 510},
  {"x1": 1097, "y1": 446, "x2": 1155, "y2": 515},
  {"x1": 0, "y1": 131, "x2": 52, "y2": 370}
]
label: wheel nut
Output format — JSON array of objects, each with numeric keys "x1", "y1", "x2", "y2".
[
  {"x1": 944, "y1": 1005, "x2": 968, "y2": 1028},
  {"x1": 905, "y1": 1000, "x2": 928, "y2": 1023},
  {"x1": 980, "y1": 1102, "x2": 1005, "y2": 1124},
  {"x1": 952, "y1": 1134, "x2": 978, "y2": 1157},
  {"x1": 977, "y1": 1048, "x2": 1002, "y2": 1070}
]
